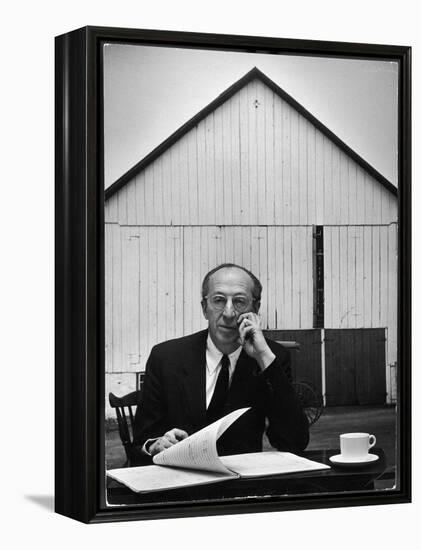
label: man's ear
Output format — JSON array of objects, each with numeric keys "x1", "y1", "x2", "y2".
[
  {"x1": 253, "y1": 300, "x2": 261, "y2": 314},
  {"x1": 201, "y1": 300, "x2": 209, "y2": 320}
]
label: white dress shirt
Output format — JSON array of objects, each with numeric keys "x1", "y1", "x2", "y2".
[{"x1": 205, "y1": 335, "x2": 242, "y2": 407}]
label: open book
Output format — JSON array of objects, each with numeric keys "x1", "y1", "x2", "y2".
[{"x1": 107, "y1": 407, "x2": 330, "y2": 493}]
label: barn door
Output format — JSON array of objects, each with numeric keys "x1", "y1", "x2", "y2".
[
  {"x1": 264, "y1": 329, "x2": 322, "y2": 393},
  {"x1": 324, "y1": 328, "x2": 386, "y2": 406}
]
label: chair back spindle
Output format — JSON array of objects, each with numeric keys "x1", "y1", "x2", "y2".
[{"x1": 109, "y1": 390, "x2": 141, "y2": 465}]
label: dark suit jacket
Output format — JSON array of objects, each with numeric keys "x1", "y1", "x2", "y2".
[{"x1": 133, "y1": 330, "x2": 309, "y2": 461}]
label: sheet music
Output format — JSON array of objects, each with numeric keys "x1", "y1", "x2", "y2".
[
  {"x1": 107, "y1": 464, "x2": 235, "y2": 493},
  {"x1": 220, "y1": 451, "x2": 330, "y2": 477},
  {"x1": 153, "y1": 407, "x2": 249, "y2": 474},
  {"x1": 107, "y1": 409, "x2": 331, "y2": 493}
]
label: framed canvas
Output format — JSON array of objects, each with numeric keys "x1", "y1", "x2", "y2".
[{"x1": 55, "y1": 26, "x2": 411, "y2": 523}]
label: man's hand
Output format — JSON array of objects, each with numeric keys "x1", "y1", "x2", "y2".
[
  {"x1": 237, "y1": 312, "x2": 275, "y2": 370},
  {"x1": 148, "y1": 428, "x2": 189, "y2": 456}
]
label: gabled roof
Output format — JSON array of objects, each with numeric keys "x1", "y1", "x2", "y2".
[{"x1": 105, "y1": 67, "x2": 397, "y2": 200}]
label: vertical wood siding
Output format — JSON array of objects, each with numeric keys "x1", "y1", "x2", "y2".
[
  {"x1": 324, "y1": 223, "x2": 398, "y2": 368},
  {"x1": 324, "y1": 328, "x2": 387, "y2": 406}
]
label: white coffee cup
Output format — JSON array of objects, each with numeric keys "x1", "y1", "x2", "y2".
[{"x1": 340, "y1": 432, "x2": 376, "y2": 460}]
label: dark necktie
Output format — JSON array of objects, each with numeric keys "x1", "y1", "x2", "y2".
[{"x1": 206, "y1": 354, "x2": 230, "y2": 424}]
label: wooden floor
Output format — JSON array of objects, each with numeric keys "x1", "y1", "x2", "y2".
[{"x1": 106, "y1": 405, "x2": 397, "y2": 471}]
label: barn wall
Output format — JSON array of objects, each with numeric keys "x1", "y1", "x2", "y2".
[
  {"x1": 105, "y1": 79, "x2": 397, "y2": 228},
  {"x1": 323, "y1": 222, "x2": 398, "y2": 401},
  {"x1": 324, "y1": 224, "x2": 398, "y2": 330}
]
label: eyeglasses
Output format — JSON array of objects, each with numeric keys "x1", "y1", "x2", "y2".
[{"x1": 204, "y1": 295, "x2": 253, "y2": 313}]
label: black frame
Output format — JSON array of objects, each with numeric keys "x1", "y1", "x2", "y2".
[{"x1": 55, "y1": 26, "x2": 411, "y2": 523}]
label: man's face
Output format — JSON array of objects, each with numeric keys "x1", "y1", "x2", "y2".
[{"x1": 202, "y1": 267, "x2": 259, "y2": 352}]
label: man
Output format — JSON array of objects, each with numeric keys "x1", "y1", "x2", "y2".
[{"x1": 133, "y1": 263, "x2": 309, "y2": 461}]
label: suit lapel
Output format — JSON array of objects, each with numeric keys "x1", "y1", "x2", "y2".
[{"x1": 180, "y1": 330, "x2": 208, "y2": 430}]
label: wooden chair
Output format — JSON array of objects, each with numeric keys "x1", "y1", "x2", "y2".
[{"x1": 108, "y1": 390, "x2": 141, "y2": 465}]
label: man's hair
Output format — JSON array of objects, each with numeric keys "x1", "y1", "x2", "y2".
[{"x1": 201, "y1": 263, "x2": 262, "y2": 303}]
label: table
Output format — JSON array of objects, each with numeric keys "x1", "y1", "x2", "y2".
[{"x1": 106, "y1": 448, "x2": 390, "y2": 506}]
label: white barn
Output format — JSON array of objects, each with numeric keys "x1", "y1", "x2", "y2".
[{"x1": 104, "y1": 68, "x2": 397, "y2": 415}]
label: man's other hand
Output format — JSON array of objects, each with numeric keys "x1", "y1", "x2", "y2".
[{"x1": 148, "y1": 428, "x2": 189, "y2": 456}]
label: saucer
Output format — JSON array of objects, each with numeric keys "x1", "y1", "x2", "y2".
[{"x1": 329, "y1": 453, "x2": 379, "y2": 467}]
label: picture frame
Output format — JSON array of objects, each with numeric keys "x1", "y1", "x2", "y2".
[{"x1": 55, "y1": 25, "x2": 411, "y2": 523}]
